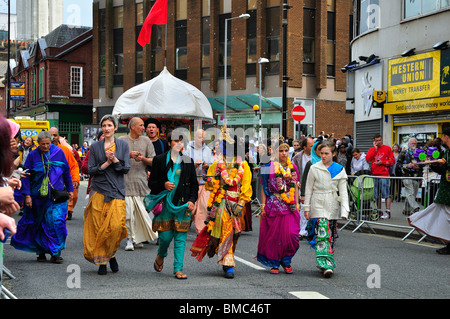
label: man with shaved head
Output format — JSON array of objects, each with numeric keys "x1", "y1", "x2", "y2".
[
  {"x1": 119, "y1": 117, "x2": 157, "y2": 251},
  {"x1": 49, "y1": 127, "x2": 80, "y2": 220}
]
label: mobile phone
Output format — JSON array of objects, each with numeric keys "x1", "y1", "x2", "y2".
[{"x1": 1, "y1": 228, "x2": 11, "y2": 243}]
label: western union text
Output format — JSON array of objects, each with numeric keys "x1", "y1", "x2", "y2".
[{"x1": 390, "y1": 58, "x2": 433, "y2": 86}]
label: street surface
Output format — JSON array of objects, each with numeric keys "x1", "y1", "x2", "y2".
[{"x1": 2, "y1": 182, "x2": 448, "y2": 303}]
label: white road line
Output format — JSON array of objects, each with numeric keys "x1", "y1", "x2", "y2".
[
  {"x1": 289, "y1": 291, "x2": 329, "y2": 299},
  {"x1": 234, "y1": 256, "x2": 265, "y2": 271}
]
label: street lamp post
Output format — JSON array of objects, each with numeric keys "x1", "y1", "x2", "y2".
[
  {"x1": 258, "y1": 57, "x2": 269, "y2": 143},
  {"x1": 223, "y1": 13, "x2": 250, "y2": 127}
]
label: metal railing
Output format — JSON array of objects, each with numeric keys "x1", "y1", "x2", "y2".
[
  {"x1": 1, "y1": 240, "x2": 18, "y2": 299},
  {"x1": 340, "y1": 174, "x2": 439, "y2": 242}
]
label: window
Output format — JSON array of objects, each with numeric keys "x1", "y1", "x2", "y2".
[
  {"x1": 327, "y1": 1, "x2": 336, "y2": 77},
  {"x1": 113, "y1": 28, "x2": 123, "y2": 86},
  {"x1": 303, "y1": 7, "x2": 315, "y2": 75},
  {"x1": 30, "y1": 71, "x2": 35, "y2": 103},
  {"x1": 71, "y1": 66, "x2": 83, "y2": 97},
  {"x1": 39, "y1": 67, "x2": 44, "y2": 99},
  {"x1": 136, "y1": 3, "x2": 144, "y2": 25},
  {"x1": 266, "y1": 6, "x2": 280, "y2": 74},
  {"x1": 404, "y1": 0, "x2": 450, "y2": 19},
  {"x1": 202, "y1": 16, "x2": 210, "y2": 78},
  {"x1": 357, "y1": 0, "x2": 380, "y2": 35},
  {"x1": 113, "y1": 6, "x2": 123, "y2": 28}
]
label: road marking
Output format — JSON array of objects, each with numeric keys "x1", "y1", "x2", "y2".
[
  {"x1": 234, "y1": 256, "x2": 265, "y2": 271},
  {"x1": 289, "y1": 291, "x2": 329, "y2": 299}
]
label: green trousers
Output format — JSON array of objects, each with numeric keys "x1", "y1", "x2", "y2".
[{"x1": 158, "y1": 230, "x2": 188, "y2": 274}]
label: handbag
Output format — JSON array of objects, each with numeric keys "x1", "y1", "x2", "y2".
[
  {"x1": 41, "y1": 152, "x2": 70, "y2": 203},
  {"x1": 152, "y1": 200, "x2": 163, "y2": 216}
]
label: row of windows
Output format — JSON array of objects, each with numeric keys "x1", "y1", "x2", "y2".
[
  {"x1": 12, "y1": 66, "x2": 83, "y2": 109},
  {"x1": 99, "y1": 0, "x2": 338, "y2": 86},
  {"x1": 355, "y1": 0, "x2": 450, "y2": 37}
]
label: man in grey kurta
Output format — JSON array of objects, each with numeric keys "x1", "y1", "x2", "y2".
[{"x1": 119, "y1": 117, "x2": 157, "y2": 250}]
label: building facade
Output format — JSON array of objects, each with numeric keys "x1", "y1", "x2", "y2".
[
  {"x1": 93, "y1": 0, "x2": 353, "y2": 140},
  {"x1": 346, "y1": 0, "x2": 450, "y2": 151},
  {"x1": 3, "y1": 25, "x2": 93, "y2": 145},
  {"x1": 16, "y1": 0, "x2": 64, "y2": 41}
]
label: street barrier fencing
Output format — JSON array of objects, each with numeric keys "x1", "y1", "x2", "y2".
[
  {"x1": 340, "y1": 174, "x2": 439, "y2": 242},
  {"x1": 1, "y1": 240, "x2": 17, "y2": 299}
]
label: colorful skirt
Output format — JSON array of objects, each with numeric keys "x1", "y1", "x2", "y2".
[
  {"x1": 83, "y1": 192, "x2": 128, "y2": 265},
  {"x1": 256, "y1": 196, "x2": 300, "y2": 268},
  {"x1": 11, "y1": 196, "x2": 68, "y2": 257},
  {"x1": 306, "y1": 218, "x2": 338, "y2": 271}
]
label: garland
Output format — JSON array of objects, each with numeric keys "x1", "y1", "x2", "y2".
[
  {"x1": 206, "y1": 158, "x2": 245, "y2": 211},
  {"x1": 274, "y1": 157, "x2": 297, "y2": 207}
]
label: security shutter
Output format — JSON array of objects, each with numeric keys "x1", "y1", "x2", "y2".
[{"x1": 355, "y1": 119, "x2": 382, "y2": 153}]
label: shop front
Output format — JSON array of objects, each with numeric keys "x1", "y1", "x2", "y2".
[{"x1": 385, "y1": 47, "x2": 450, "y2": 149}]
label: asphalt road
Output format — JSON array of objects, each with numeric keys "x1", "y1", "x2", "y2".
[{"x1": 2, "y1": 182, "x2": 448, "y2": 303}]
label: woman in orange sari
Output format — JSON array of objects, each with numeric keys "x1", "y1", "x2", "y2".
[{"x1": 83, "y1": 115, "x2": 130, "y2": 275}]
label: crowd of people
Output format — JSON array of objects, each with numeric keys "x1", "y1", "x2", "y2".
[{"x1": 1, "y1": 114, "x2": 449, "y2": 285}]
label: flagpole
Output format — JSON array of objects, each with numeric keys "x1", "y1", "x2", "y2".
[{"x1": 164, "y1": 24, "x2": 167, "y2": 67}]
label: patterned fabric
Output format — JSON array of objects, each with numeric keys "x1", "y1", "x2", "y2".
[{"x1": 307, "y1": 218, "x2": 338, "y2": 271}]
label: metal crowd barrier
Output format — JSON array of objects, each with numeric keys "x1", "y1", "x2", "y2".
[
  {"x1": 1, "y1": 240, "x2": 18, "y2": 299},
  {"x1": 340, "y1": 174, "x2": 439, "y2": 242}
]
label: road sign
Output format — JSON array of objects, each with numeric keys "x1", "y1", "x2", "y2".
[
  {"x1": 10, "y1": 82, "x2": 25, "y2": 101},
  {"x1": 292, "y1": 105, "x2": 306, "y2": 121}
]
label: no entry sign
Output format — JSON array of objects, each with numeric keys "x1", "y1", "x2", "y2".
[{"x1": 292, "y1": 105, "x2": 306, "y2": 121}]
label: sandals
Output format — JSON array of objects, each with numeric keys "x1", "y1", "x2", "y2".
[
  {"x1": 174, "y1": 271, "x2": 188, "y2": 280},
  {"x1": 153, "y1": 256, "x2": 164, "y2": 272}
]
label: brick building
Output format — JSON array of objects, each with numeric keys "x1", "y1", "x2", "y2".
[
  {"x1": 3, "y1": 25, "x2": 93, "y2": 145},
  {"x1": 93, "y1": 0, "x2": 353, "y2": 139}
]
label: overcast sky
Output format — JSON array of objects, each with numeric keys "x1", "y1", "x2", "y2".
[{"x1": 0, "y1": 0, "x2": 93, "y2": 27}]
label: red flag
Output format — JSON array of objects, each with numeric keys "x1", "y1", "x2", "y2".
[{"x1": 137, "y1": 0, "x2": 168, "y2": 47}]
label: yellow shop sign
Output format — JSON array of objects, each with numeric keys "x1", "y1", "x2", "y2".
[
  {"x1": 388, "y1": 51, "x2": 441, "y2": 102},
  {"x1": 384, "y1": 95, "x2": 450, "y2": 115}
]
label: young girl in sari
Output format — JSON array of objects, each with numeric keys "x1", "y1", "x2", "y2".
[
  {"x1": 304, "y1": 141, "x2": 349, "y2": 278},
  {"x1": 257, "y1": 140, "x2": 300, "y2": 274}
]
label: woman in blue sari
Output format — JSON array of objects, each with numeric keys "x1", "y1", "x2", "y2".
[
  {"x1": 145, "y1": 130, "x2": 198, "y2": 279},
  {"x1": 11, "y1": 131, "x2": 74, "y2": 263}
]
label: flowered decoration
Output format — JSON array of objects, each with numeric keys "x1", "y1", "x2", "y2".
[
  {"x1": 414, "y1": 147, "x2": 440, "y2": 163},
  {"x1": 274, "y1": 157, "x2": 297, "y2": 210},
  {"x1": 206, "y1": 158, "x2": 245, "y2": 211}
]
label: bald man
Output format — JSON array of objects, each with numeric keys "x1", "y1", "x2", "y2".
[
  {"x1": 49, "y1": 127, "x2": 80, "y2": 220},
  {"x1": 119, "y1": 117, "x2": 157, "y2": 250}
]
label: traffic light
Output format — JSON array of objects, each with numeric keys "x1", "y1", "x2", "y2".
[{"x1": 372, "y1": 90, "x2": 386, "y2": 108}]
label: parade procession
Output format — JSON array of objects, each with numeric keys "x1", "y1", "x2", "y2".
[{"x1": 0, "y1": 0, "x2": 449, "y2": 305}]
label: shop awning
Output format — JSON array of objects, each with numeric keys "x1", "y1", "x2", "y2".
[{"x1": 208, "y1": 94, "x2": 282, "y2": 114}]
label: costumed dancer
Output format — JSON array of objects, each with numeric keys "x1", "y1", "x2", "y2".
[
  {"x1": 408, "y1": 127, "x2": 450, "y2": 255},
  {"x1": 303, "y1": 141, "x2": 349, "y2": 278},
  {"x1": 190, "y1": 126, "x2": 252, "y2": 279},
  {"x1": 257, "y1": 139, "x2": 300, "y2": 274}
]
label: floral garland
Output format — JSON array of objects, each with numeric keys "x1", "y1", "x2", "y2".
[
  {"x1": 206, "y1": 158, "x2": 245, "y2": 211},
  {"x1": 274, "y1": 157, "x2": 297, "y2": 207}
]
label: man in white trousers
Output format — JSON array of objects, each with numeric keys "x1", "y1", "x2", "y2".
[{"x1": 119, "y1": 118, "x2": 157, "y2": 251}]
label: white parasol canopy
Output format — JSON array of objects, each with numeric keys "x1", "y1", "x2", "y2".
[{"x1": 112, "y1": 67, "x2": 213, "y2": 121}]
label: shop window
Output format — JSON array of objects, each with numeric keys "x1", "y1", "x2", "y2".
[{"x1": 404, "y1": 0, "x2": 450, "y2": 19}]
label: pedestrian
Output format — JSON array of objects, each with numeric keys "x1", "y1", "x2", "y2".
[
  {"x1": 304, "y1": 141, "x2": 349, "y2": 278},
  {"x1": 257, "y1": 139, "x2": 300, "y2": 274},
  {"x1": 11, "y1": 131, "x2": 74, "y2": 263},
  {"x1": 145, "y1": 130, "x2": 198, "y2": 279},
  {"x1": 337, "y1": 143, "x2": 351, "y2": 175},
  {"x1": 390, "y1": 143, "x2": 402, "y2": 202},
  {"x1": 365, "y1": 134, "x2": 394, "y2": 218},
  {"x1": 144, "y1": 118, "x2": 169, "y2": 168},
  {"x1": 292, "y1": 136, "x2": 314, "y2": 238},
  {"x1": 183, "y1": 129, "x2": 214, "y2": 234},
  {"x1": 397, "y1": 138, "x2": 423, "y2": 217},
  {"x1": 408, "y1": 128, "x2": 450, "y2": 255},
  {"x1": 119, "y1": 117, "x2": 157, "y2": 251},
  {"x1": 83, "y1": 115, "x2": 130, "y2": 275},
  {"x1": 190, "y1": 129, "x2": 252, "y2": 279},
  {"x1": 49, "y1": 127, "x2": 80, "y2": 220},
  {"x1": 350, "y1": 148, "x2": 370, "y2": 175},
  {"x1": 290, "y1": 139, "x2": 302, "y2": 160}
]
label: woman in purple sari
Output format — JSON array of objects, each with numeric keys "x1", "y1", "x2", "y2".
[
  {"x1": 257, "y1": 141, "x2": 300, "y2": 274},
  {"x1": 11, "y1": 131, "x2": 73, "y2": 263}
]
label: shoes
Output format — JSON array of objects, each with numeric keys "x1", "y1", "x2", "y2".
[
  {"x1": 50, "y1": 255, "x2": 64, "y2": 264},
  {"x1": 436, "y1": 245, "x2": 450, "y2": 255},
  {"x1": 282, "y1": 265, "x2": 293, "y2": 274},
  {"x1": 37, "y1": 253, "x2": 47, "y2": 262},
  {"x1": 134, "y1": 242, "x2": 144, "y2": 248},
  {"x1": 411, "y1": 207, "x2": 420, "y2": 215},
  {"x1": 67, "y1": 212, "x2": 72, "y2": 220},
  {"x1": 323, "y1": 269, "x2": 333, "y2": 278},
  {"x1": 224, "y1": 267, "x2": 234, "y2": 279},
  {"x1": 98, "y1": 265, "x2": 107, "y2": 275},
  {"x1": 270, "y1": 267, "x2": 279, "y2": 274},
  {"x1": 109, "y1": 257, "x2": 119, "y2": 273},
  {"x1": 380, "y1": 212, "x2": 390, "y2": 219},
  {"x1": 125, "y1": 239, "x2": 134, "y2": 251}
]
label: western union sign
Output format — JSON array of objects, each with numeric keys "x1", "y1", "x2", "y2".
[{"x1": 388, "y1": 51, "x2": 441, "y2": 102}]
